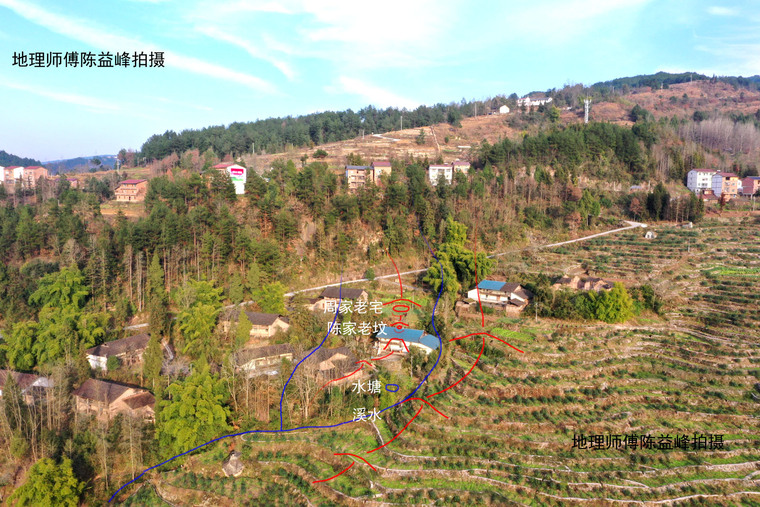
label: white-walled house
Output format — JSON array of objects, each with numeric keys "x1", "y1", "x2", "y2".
[
  {"x1": 686, "y1": 169, "x2": 717, "y2": 194},
  {"x1": 428, "y1": 165, "x2": 453, "y2": 186},
  {"x1": 213, "y1": 163, "x2": 247, "y2": 194}
]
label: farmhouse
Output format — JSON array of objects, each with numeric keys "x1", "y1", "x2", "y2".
[
  {"x1": 236, "y1": 344, "x2": 294, "y2": 376},
  {"x1": 222, "y1": 309, "x2": 290, "y2": 344},
  {"x1": 552, "y1": 275, "x2": 614, "y2": 292},
  {"x1": 345, "y1": 165, "x2": 370, "y2": 190},
  {"x1": 213, "y1": 163, "x2": 247, "y2": 195},
  {"x1": 376, "y1": 327, "x2": 439, "y2": 355},
  {"x1": 686, "y1": 169, "x2": 717, "y2": 194},
  {"x1": 370, "y1": 161, "x2": 391, "y2": 183},
  {"x1": 22, "y1": 166, "x2": 49, "y2": 188},
  {"x1": 466, "y1": 280, "x2": 533, "y2": 315},
  {"x1": 517, "y1": 96, "x2": 553, "y2": 107},
  {"x1": 85, "y1": 333, "x2": 151, "y2": 371},
  {"x1": 711, "y1": 172, "x2": 740, "y2": 199},
  {"x1": 428, "y1": 164, "x2": 453, "y2": 186},
  {"x1": 313, "y1": 287, "x2": 368, "y2": 312},
  {"x1": 297, "y1": 346, "x2": 364, "y2": 386},
  {"x1": 499, "y1": 105, "x2": 510, "y2": 114},
  {"x1": 114, "y1": 179, "x2": 148, "y2": 202},
  {"x1": 0, "y1": 370, "x2": 53, "y2": 404},
  {"x1": 72, "y1": 378, "x2": 155, "y2": 421},
  {"x1": 741, "y1": 176, "x2": 760, "y2": 196},
  {"x1": 452, "y1": 160, "x2": 470, "y2": 175}
]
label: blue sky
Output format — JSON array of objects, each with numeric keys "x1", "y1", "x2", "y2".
[{"x1": 0, "y1": 0, "x2": 758, "y2": 161}]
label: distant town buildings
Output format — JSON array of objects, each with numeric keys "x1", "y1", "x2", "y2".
[
  {"x1": 0, "y1": 165, "x2": 50, "y2": 189},
  {"x1": 213, "y1": 163, "x2": 247, "y2": 194},
  {"x1": 115, "y1": 179, "x2": 148, "y2": 202},
  {"x1": 517, "y1": 96, "x2": 553, "y2": 108}
]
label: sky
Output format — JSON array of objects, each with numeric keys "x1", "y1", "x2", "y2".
[{"x1": 0, "y1": 0, "x2": 758, "y2": 162}]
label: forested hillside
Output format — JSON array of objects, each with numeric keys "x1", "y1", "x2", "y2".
[{"x1": 0, "y1": 150, "x2": 41, "y2": 167}]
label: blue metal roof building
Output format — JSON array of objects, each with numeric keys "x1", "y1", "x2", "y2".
[{"x1": 376, "y1": 327, "x2": 440, "y2": 352}]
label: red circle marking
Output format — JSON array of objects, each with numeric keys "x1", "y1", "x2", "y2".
[{"x1": 392, "y1": 304, "x2": 410, "y2": 313}]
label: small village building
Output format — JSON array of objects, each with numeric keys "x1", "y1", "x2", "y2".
[
  {"x1": 22, "y1": 166, "x2": 49, "y2": 188},
  {"x1": 552, "y1": 275, "x2": 614, "y2": 292},
  {"x1": 451, "y1": 160, "x2": 470, "y2": 175},
  {"x1": 0, "y1": 370, "x2": 54, "y2": 404},
  {"x1": 85, "y1": 333, "x2": 151, "y2": 371},
  {"x1": 66, "y1": 178, "x2": 79, "y2": 189},
  {"x1": 499, "y1": 105, "x2": 509, "y2": 114},
  {"x1": 72, "y1": 378, "x2": 155, "y2": 421},
  {"x1": 686, "y1": 169, "x2": 717, "y2": 194},
  {"x1": 466, "y1": 280, "x2": 533, "y2": 315},
  {"x1": 517, "y1": 96, "x2": 553, "y2": 108},
  {"x1": 236, "y1": 344, "x2": 294, "y2": 376},
  {"x1": 297, "y1": 346, "x2": 363, "y2": 386},
  {"x1": 313, "y1": 287, "x2": 369, "y2": 312},
  {"x1": 212, "y1": 163, "x2": 247, "y2": 195},
  {"x1": 370, "y1": 161, "x2": 391, "y2": 183},
  {"x1": 222, "y1": 309, "x2": 290, "y2": 345},
  {"x1": 741, "y1": 176, "x2": 760, "y2": 196},
  {"x1": 345, "y1": 165, "x2": 370, "y2": 190},
  {"x1": 376, "y1": 327, "x2": 439, "y2": 355},
  {"x1": 644, "y1": 230, "x2": 657, "y2": 239},
  {"x1": 428, "y1": 164, "x2": 453, "y2": 186},
  {"x1": 115, "y1": 179, "x2": 148, "y2": 202},
  {"x1": 711, "y1": 172, "x2": 740, "y2": 199}
]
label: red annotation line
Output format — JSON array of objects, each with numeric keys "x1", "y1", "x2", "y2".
[
  {"x1": 366, "y1": 398, "x2": 448, "y2": 454},
  {"x1": 319, "y1": 365, "x2": 363, "y2": 391},
  {"x1": 383, "y1": 298, "x2": 423, "y2": 308},
  {"x1": 387, "y1": 250, "x2": 403, "y2": 298},
  {"x1": 312, "y1": 461, "x2": 354, "y2": 483},
  {"x1": 389, "y1": 320, "x2": 410, "y2": 329},
  {"x1": 451, "y1": 332, "x2": 525, "y2": 354},
  {"x1": 334, "y1": 453, "x2": 377, "y2": 472},
  {"x1": 426, "y1": 335, "x2": 485, "y2": 399},
  {"x1": 371, "y1": 351, "x2": 394, "y2": 361},
  {"x1": 383, "y1": 338, "x2": 409, "y2": 353}
]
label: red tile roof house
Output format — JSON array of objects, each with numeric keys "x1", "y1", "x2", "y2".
[
  {"x1": 741, "y1": 176, "x2": 760, "y2": 196},
  {"x1": 114, "y1": 179, "x2": 148, "y2": 202},
  {"x1": 73, "y1": 378, "x2": 155, "y2": 421}
]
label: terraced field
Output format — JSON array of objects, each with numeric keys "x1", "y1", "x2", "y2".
[{"x1": 122, "y1": 219, "x2": 760, "y2": 506}]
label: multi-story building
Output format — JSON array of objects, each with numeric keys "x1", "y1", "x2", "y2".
[
  {"x1": 711, "y1": 172, "x2": 740, "y2": 199},
  {"x1": 686, "y1": 169, "x2": 717, "y2": 193},
  {"x1": 114, "y1": 179, "x2": 148, "y2": 202},
  {"x1": 345, "y1": 165, "x2": 370, "y2": 190},
  {"x1": 370, "y1": 161, "x2": 391, "y2": 183},
  {"x1": 22, "y1": 166, "x2": 49, "y2": 188},
  {"x1": 428, "y1": 164, "x2": 453, "y2": 186},
  {"x1": 213, "y1": 163, "x2": 247, "y2": 194}
]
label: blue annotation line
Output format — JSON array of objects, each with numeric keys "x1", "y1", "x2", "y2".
[
  {"x1": 108, "y1": 233, "x2": 444, "y2": 503},
  {"x1": 279, "y1": 275, "x2": 342, "y2": 430}
]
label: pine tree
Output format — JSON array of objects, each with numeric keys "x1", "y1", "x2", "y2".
[
  {"x1": 142, "y1": 334, "x2": 163, "y2": 389},
  {"x1": 234, "y1": 311, "x2": 253, "y2": 349}
]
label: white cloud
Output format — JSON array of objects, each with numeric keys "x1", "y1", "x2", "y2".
[
  {"x1": 0, "y1": 79, "x2": 121, "y2": 113},
  {"x1": 196, "y1": 26, "x2": 296, "y2": 80},
  {"x1": 695, "y1": 42, "x2": 760, "y2": 76},
  {"x1": 331, "y1": 76, "x2": 418, "y2": 109},
  {"x1": 707, "y1": 6, "x2": 738, "y2": 16},
  {"x1": 0, "y1": 0, "x2": 276, "y2": 93}
]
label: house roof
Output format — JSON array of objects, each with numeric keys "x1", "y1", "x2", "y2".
[
  {"x1": 376, "y1": 327, "x2": 440, "y2": 350},
  {"x1": 237, "y1": 344, "x2": 294, "y2": 364},
  {"x1": 298, "y1": 346, "x2": 358, "y2": 377},
  {"x1": 240, "y1": 311, "x2": 288, "y2": 327},
  {"x1": 85, "y1": 333, "x2": 150, "y2": 358},
  {"x1": 428, "y1": 165, "x2": 450, "y2": 170},
  {"x1": 25, "y1": 166, "x2": 45, "y2": 170},
  {"x1": 5, "y1": 166, "x2": 22, "y2": 170},
  {"x1": 714, "y1": 172, "x2": 738, "y2": 178},
  {"x1": 452, "y1": 160, "x2": 470, "y2": 166},
  {"x1": 372, "y1": 161, "x2": 391, "y2": 167},
  {"x1": 319, "y1": 287, "x2": 367, "y2": 300},
  {"x1": 477, "y1": 280, "x2": 522, "y2": 293},
  {"x1": 122, "y1": 391, "x2": 155, "y2": 410},
  {"x1": 73, "y1": 378, "x2": 137, "y2": 405},
  {"x1": 0, "y1": 369, "x2": 51, "y2": 391},
  {"x1": 120, "y1": 179, "x2": 147, "y2": 185},
  {"x1": 346, "y1": 165, "x2": 370, "y2": 170}
]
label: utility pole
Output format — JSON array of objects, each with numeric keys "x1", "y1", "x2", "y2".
[
  {"x1": 584, "y1": 98, "x2": 591, "y2": 124},
  {"x1": 400, "y1": 115, "x2": 403, "y2": 131}
]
